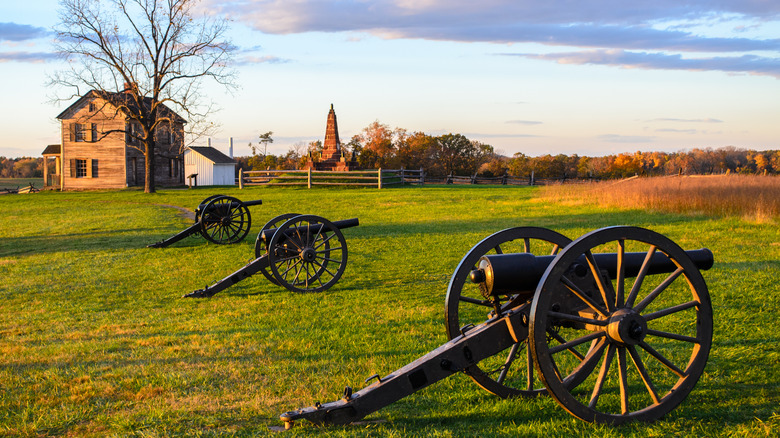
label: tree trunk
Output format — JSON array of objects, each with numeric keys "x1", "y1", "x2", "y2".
[{"x1": 144, "y1": 140, "x2": 156, "y2": 193}]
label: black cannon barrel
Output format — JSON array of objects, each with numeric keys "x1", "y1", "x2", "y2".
[
  {"x1": 201, "y1": 199, "x2": 263, "y2": 211},
  {"x1": 472, "y1": 248, "x2": 713, "y2": 297},
  {"x1": 258, "y1": 217, "x2": 360, "y2": 243}
]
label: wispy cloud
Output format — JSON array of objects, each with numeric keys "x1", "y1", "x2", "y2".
[
  {"x1": 648, "y1": 117, "x2": 723, "y2": 123},
  {"x1": 506, "y1": 120, "x2": 542, "y2": 125},
  {"x1": 0, "y1": 22, "x2": 49, "y2": 42},
  {"x1": 509, "y1": 49, "x2": 780, "y2": 78},
  {"x1": 235, "y1": 55, "x2": 290, "y2": 65},
  {"x1": 206, "y1": 0, "x2": 780, "y2": 77},
  {"x1": 655, "y1": 128, "x2": 698, "y2": 134},
  {"x1": 598, "y1": 134, "x2": 656, "y2": 143},
  {"x1": 0, "y1": 51, "x2": 58, "y2": 63}
]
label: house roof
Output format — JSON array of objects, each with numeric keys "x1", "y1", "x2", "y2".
[
  {"x1": 187, "y1": 146, "x2": 235, "y2": 164},
  {"x1": 56, "y1": 89, "x2": 186, "y2": 124},
  {"x1": 42, "y1": 144, "x2": 61, "y2": 155}
]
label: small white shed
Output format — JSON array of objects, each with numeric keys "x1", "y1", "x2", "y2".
[{"x1": 184, "y1": 146, "x2": 236, "y2": 186}]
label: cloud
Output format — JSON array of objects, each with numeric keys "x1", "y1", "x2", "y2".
[
  {"x1": 235, "y1": 55, "x2": 290, "y2": 65},
  {"x1": 206, "y1": 0, "x2": 780, "y2": 77},
  {"x1": 598, "y1": 134, "x2": 656, "y2": 143},
  {"x1": 648, "y1": 118, "x2": 723, "y2": 123},
  {"x1": 655, "y1": 128, "x2": 698, "y2": 134},
  {"x1": 0, "y1": 22, "x2": 49, "y2": 42},
  {"x1": 509, "y1": 49, "x2": 780, "y2": 78},
  {"x1": 506, "y1": 120, "x2": 542, "y2": 125},
  {"x1": 0, "y1": 51, "x2": 58, "y2": 63}
]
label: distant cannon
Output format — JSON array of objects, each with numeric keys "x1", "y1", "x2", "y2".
[
  {"x1": 184, "y1": 214, "x2": 359, "y2": 297},
  {"x1": 147, "y1": 195, "x2": 262, "y2": 247},
  {"x1": 280, "y1": 226, "x2": 713, "y2": 427}
]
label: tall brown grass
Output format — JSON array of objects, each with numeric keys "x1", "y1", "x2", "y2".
[{"x1": 538, "y1": 174, "x2": 780, "y2": 222}]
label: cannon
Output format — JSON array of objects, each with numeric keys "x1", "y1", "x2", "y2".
[
  {"x1": 147, "y1": 195, "x2": 263, "y2": 247},
  {"x1": 184, "y1": 214, "x2": 359, "y2": 297},
  {"x1": 279, "y1": 226, "x2": 713, "y2": 427}
]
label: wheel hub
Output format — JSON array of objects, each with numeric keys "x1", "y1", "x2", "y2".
[
  {"x1": 300, "y1": 247, "x2": 317, "y2": 262},
  {"x1": 606, "y1": 308, "x2": 647, "y2": 345}
]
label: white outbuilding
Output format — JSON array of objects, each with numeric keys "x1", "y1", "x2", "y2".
[{"x1": 184, "y1": 146, "x2": 236, "y2": 186}]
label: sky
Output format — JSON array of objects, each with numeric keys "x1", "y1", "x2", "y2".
[{"x1": 1, "y1": 0, "x2": 779, "y2": 159}]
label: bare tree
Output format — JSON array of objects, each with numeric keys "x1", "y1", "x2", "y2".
[{"x1": 50, "y1": 0, "x2": 235, "y2": 192}]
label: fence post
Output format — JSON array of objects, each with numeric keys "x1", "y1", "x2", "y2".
[
  {"x1": 400, "y1": 167, "x2": 405, "y2": 185},
  {"x1": 378, "y1": 168, "x2": 383, "y2": 189},
  {"x1": 530, "y1": 170, "x2": 535, "y2": 186},
  {"x1": 307, "y1": 167, "x2": 312, "y2": 189},
  {"x1": 420, "y1": 167, "x2": 424, "y2": 185},
  {"x1": 238, "y1": 168, "x2": 244, "y2": 189}
]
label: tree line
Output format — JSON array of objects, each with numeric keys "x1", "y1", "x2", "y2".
[{"x1": 240, "y1": 120, "x2": 780, "y2": 179}]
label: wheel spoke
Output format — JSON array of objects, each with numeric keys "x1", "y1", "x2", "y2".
[
  {"x1": 646, "y1": 329, "x2": 699, "y2": 343},
  {"x1": 628, "y1": 345, "x2": 660, "y2": 404},
  {"x1": 548, "y1": 331, "x2": 603, "y2": 355},
  {"x1": 548, "y1": 311, "x2": 608, "y2": 327},
  {"x1": 526, "y1": 341, "x2": 534, "y2": 391},
  {"x1": 589, "y1": 342, "x2": 615, "y2": 409},
  {"x1": 497, "y1": 343, "x2": 520, "y2": 384},
  {"x1": 523, "y1": 238, "x2": 531, "y2": 252},
  {"x1": 626, "y1": 245, "x2": 657, "y2": 308},
  {"x1": 617, "y1": 347, "x2": 629, "y2": 415},
  {"x1": 615, "y1": 239, "x2": 625, "y2": 308},
  {"x1": 585, "y1": 250, "x2": 614, "y2": 313},
  {"x1": 638, "y1": 340, "x2": 686, "y2": 378},
  {"x1": 644, "y1": 300, "x2": 699, "y2": 321},
  {"x1": 459, "y1": 296, "x2": 492, "y2": 307},
  {"x1": 561, "y1": 275, "x2": 609, "y2": 318},
  {"x1": 633, "y1": 267, "x2": 684, "y2": 313}
]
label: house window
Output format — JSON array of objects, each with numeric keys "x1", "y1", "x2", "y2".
[
  {"x1": 75, "y1": 159, "x2": 87, "y2": 177},
  {"x1": 72, "y1": 123, "x2": 85, "y2": 142},
  {"x1": 89, "y1": 102, "x2": 97, "y2": 112},
  {"x1": 91, "y1": 123, "x2": 98, "y2": 141}
]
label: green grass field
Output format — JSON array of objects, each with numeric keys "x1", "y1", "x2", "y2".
[{"x1": 1, "y1": 185, "x2": 778, "y2": 437}]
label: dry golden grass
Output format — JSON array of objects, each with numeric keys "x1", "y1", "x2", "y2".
[{"x1": 539, "y1": 174, "x2": 780, "y2": 222}]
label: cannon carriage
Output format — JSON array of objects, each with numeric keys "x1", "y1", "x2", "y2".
[
  {"x1": 147, "y1": 195, "x2": 263, "y2": 247},
  {"x1": 184, "y1": 214, "x2": 359, "y2": 297},
  {"x1": 280, "y1": 226, "x2": 713, "y2": 427}
]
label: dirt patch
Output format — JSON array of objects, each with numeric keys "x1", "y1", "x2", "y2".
[{"x1": 155, "y1": 204, "x2": 195, "y2": 221}]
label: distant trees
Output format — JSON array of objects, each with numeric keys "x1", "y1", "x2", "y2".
[
  {"x1": 0, "y1": 157, "x2": 43, "y2": 178},
  {"x1": 504, "y1": 147, "x2": 780, "y2": 180},
  {"x1": 232, "y1": 134, "x2": 779, "y2": 181}
]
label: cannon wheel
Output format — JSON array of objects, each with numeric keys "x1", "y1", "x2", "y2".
[
  {"x1": 200, "y1": 195, "x2": 252, "y2": 244},
  {"x1": 267, "y1": 215, "x2": 347, "y2": 293},
  {"x1": 255, "y1": 213, "x2": 301, "y2": 285},
  {"x1": 529, "y1": 226, "x2": 713, "y2": 424},
  {"x1": 445, "y1": 227, "x2": 572, "y2": 398},
  {"x1": 195, "y1": 194, "x2": 224, "y2": 222}
]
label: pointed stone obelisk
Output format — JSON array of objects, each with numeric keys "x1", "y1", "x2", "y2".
[{"x1": 304, "y1": 104, "x2": 355, "y2": 171}]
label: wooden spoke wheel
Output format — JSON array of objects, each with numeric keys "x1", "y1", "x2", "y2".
[
  {"x1": 255, "y1": 213, "x2": 300, "y2": 285},
  {"x1": 200, "y1": 195, "x2": 252, "y2": 244},
  {"x1": 445, "y1": 227, "x2": 572, "y2": 398},
  {"x1": 194, "y1": 194, "x2": 224, "y2": 222},
  {"x1": 267, "y1": 215, "x2": 348, "y2": 293},
  {"x1": 529, "y1": 226, "x2": 713, "y2": 424}
]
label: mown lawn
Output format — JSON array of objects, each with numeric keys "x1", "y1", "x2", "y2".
[{"x1": 1, "y1": 185, "x2": 778, "y2": 437}]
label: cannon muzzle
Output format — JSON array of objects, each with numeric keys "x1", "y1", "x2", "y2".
[{"x1": 471, "y1": 248, "x2": 713, "y2": 298}]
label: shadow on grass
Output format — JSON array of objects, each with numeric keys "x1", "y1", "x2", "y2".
[{"x1": 0, "y1": 207, "x2": 709, "y2": 259}]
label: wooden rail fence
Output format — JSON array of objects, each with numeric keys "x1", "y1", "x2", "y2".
[{"x1": 238, "y1": 168, "x2": 425, "y2": 189}]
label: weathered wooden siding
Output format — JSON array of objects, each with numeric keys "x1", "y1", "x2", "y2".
[
  {"x1": 59, "y1": 95, "x2": 184, "y2": 190},
  {"x1": 61, "y1": 97, "x2": 128, "y2": 190}
]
